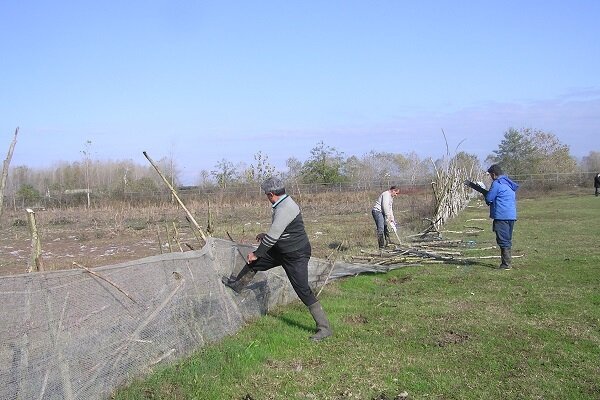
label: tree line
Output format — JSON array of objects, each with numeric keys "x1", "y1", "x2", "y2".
[{"x1": 3, "y1": 127, "x2": 599, "y2": 208}]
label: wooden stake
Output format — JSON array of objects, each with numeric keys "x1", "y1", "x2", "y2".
[
  {"x1": 164, "y1": 223, "x2": 172, "y2": 253},
  {"x1": 172, "y1": 221, "x2": 183, "y2": 252},
  {"x1": 183, "y1": 216, "x2": 201, "y2": 248},
  {"x1": 207, "y1": 199, "x2": 214, "y2": 235},
  {"x1": 26, "y1": 208, "x2": 44, "y2": 272},
  {"x1": 156, "y1": 226, "x2": 163, "y2": 254}
]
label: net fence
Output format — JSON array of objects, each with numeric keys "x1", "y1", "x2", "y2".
[{"x1": 0, "y1": 238, "x2": 398, "y2": 400}]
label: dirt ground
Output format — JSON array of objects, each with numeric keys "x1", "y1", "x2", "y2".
[
  {"x1": 0, "y1": 207, "x2": 186, "y2": 276},
  {"x1": 0, "y1": 190, "x2": 429, "y2": 277}
]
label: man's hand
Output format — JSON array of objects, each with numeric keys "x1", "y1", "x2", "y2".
[
  {"x1": 247, "y1": 252, "x2": 258, "y2": 263},
  {"x1": 387, "y1": 220, "x2": 397, "y2": 232},
  {"x1": 255, "y1": 232, "x2": 266, "y2": 242}
]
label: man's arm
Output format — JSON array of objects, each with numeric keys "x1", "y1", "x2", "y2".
[
  {"x1": 484, "y1": 181, "x2": 499, "y2": 204},
  {"x1": 253, "y1": 200, "x2": 299, "y2": 258},
  {"x1": 381, "y1": 191, "x2": 395, "y2": 222}
]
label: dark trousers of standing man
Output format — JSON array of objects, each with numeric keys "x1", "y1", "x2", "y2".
[
  {"x1": 250, "y1": 242, "x2": 317, "y2": 306},
  {"x1": 493, "y1": 220, "x2": 515, "y2": 248},
  {"x1": 372, "y1": 209, "x2": 390, "y2": 248},
  {"x1": 493, "y1": 219, "x2": 515, "y2": 269}
]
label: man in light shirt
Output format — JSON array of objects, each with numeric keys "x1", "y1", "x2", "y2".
[{"x1": 371, "y1": 186, "x2": 400, "y2": 249}]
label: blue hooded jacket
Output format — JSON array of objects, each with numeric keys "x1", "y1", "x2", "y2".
[{"x1": 485, "y1": 175, "x2": 519, "y2": 220}]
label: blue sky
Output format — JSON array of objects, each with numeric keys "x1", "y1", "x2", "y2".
[{"x1": 1, "y1": 1, "x2": 599, "y2": 184}]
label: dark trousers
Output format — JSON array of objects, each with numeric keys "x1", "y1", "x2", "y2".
[
  {"x1": 595, "y1": 187, "x2": 599, "y2": 196},
  {"x1": 372, "y1": 209, "x2": 389, "y2": 236},
  {"x1": 250, "y1": 243, "x2": 317, "y2": 306},
  {"x1": 493, "y1": 220, "x2": 515, "y2": 248}
]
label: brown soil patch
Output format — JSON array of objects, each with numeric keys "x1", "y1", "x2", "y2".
[
  {"x1": 436, "y1": 330, "x2": 470, "y2": 346},
  {"x1": 0, "y1": 207, "x2": 198, "y2": 276},
  {"x1": 344, "y1": 314, "x2": 369, "y2": 325},
  {"x1": 387, "y1": 275, "x2": 412, "y2": 284}
]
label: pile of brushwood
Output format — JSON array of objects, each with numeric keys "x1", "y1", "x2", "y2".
[{"x1": 352, "y1": 229, "x2": 507, "y2": 268}]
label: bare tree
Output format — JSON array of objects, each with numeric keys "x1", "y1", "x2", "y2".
[
  {"x1": 1, "y1": 127, "x2": 19, "y2": 221},
  {"x1": 581, "y1": 151, "x2": 600, "y2": 173}
]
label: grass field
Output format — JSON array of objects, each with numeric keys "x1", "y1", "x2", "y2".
[{"x1": 98, "y1": 193, "x2": 600, "y2": 398}]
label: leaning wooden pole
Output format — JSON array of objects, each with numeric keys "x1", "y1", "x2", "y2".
[
  {"x1": 0, "y1": 127, "x2": 19, "y2": 222},
  {"x1": 26, "y1": 208, "x2": 44, "y2": 272},
  {"x1": 143, "y1": 151, "x2": 207, "y2": 243}
]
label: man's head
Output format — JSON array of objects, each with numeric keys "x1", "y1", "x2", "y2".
[
  {"x1": 389, "y1": 186, "x2": 400, "y2": 197},
  {"x1": 487, "y1": 164, "x2": 503, "y2": 179},
  {"x1": 261, "y1": 177, "x2": 286, "y2": 196}
]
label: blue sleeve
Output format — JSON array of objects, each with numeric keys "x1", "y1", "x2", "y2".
[{"x1": 485, "y1": 181, "x2": 499, "y2": 205}]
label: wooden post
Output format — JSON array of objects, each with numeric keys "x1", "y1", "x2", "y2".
[
  {"x1": 164, "y1": 223, "x2": 173, "y2": 253},
  {"x1": 172, "y1": 221, "x2": 184, "y2": 252},
  {"x1": 156, "y1": 226, "x2": 164, "y2": 254},
  {"x1": 26, "y1": 208, "x2": 44, "y2": 272}
]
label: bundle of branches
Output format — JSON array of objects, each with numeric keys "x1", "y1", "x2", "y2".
[
  {"x1": 427, "y1": 132, "x2": 486, "y2": 234},
  {"x1": 351, "y1": 237, "x2": 516, "y2": 268}
]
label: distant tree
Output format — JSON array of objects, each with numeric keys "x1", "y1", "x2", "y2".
[
  {"x1": 128, "y1": 177, "x2": 160, "y2": 195},
  {"x1": 487, "y1": 127, "x2": 575, "y2": 177},
  {"x1": 156, "y1": 156, "x2": 181, "y2": 188},
  {"x1": 581, "y1": 151, "x2": 600, "y2": 173},
  {"x1": 527, "y1": 129, "x2": 577, "y2": 175},
  {"x1": 300, "y1": 141, "x2": 347, "y2": 184},
  {"x1": 211, "y1": 159, "x2": 237, "y2": 189},
  {"x1": 362, "y1": 151, "x2": 398, "y2": 180},
  {"x1": 16, "y1": 184, "x2": 42, "y2": 205},
  {"x1": 243, "y1": 151, "x2": 276, "y2": 184},
  {"x1": 10, "y1": 165, "x2": 31, "y2": 194},
  {"x1": 281, "y1": 157, "x2": 302, "y2": 192},
  {"x1": 403, "y1": 151, "x2": 434, "y2": 184},
  {"x1": 453, "y1": 151, "x2": 482, "y2": 174},
  {"x1": 342, "y1": 155, "x2": 365, "y2": 183},
  {"x1": 196, "y1": 169, "x2": 213, "y2": 188},
  {"x1": 486, "y1": 128, "x2": 536, "y2": 176},
  {"x1": 284, "y1": 157, "x2": 302, "y2": 180},
  {"x1": 352, "y1": 151, "x2": 432, "y2": 185},
  {"x1": 61, "y1": 162, "x2": 85, "y2": 190}
]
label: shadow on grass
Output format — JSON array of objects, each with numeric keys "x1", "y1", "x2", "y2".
[{"x1": 275, "y1": 314, "x2": 313, "y2": 332}]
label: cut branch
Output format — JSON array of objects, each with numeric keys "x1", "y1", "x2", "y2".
[{"x1": 73, "y1": 261, "x2": 136, "y2": 303}]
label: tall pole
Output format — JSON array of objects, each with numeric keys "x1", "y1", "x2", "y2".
[{"x1": 143, "y1": 151, "x2": 207, "y2": 243}]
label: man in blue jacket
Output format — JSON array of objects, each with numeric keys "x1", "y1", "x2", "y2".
[{"x1": 485, "y1": 164, "x2": 519, "y2": 270}]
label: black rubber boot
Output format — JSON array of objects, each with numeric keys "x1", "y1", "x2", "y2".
[
  {"x1": 384, "y1": 232, "x2": 391, "y2": 247},
  {"x1": 308, "y1": 302, "x2": 332, "y2": 341},
  {"x1": 499, "y1": 248, "x2": 512, "y2": 270},
  {"x1": 377, "y1": 234, "x2": 385, "y2": 249},
  {"x1": 222, "y1": 264, "x2": 256, "y2": 293}
]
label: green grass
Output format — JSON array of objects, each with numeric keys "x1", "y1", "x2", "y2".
[{"x1": 113, "y1": 193, "x2": 600, "y2": 400}]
